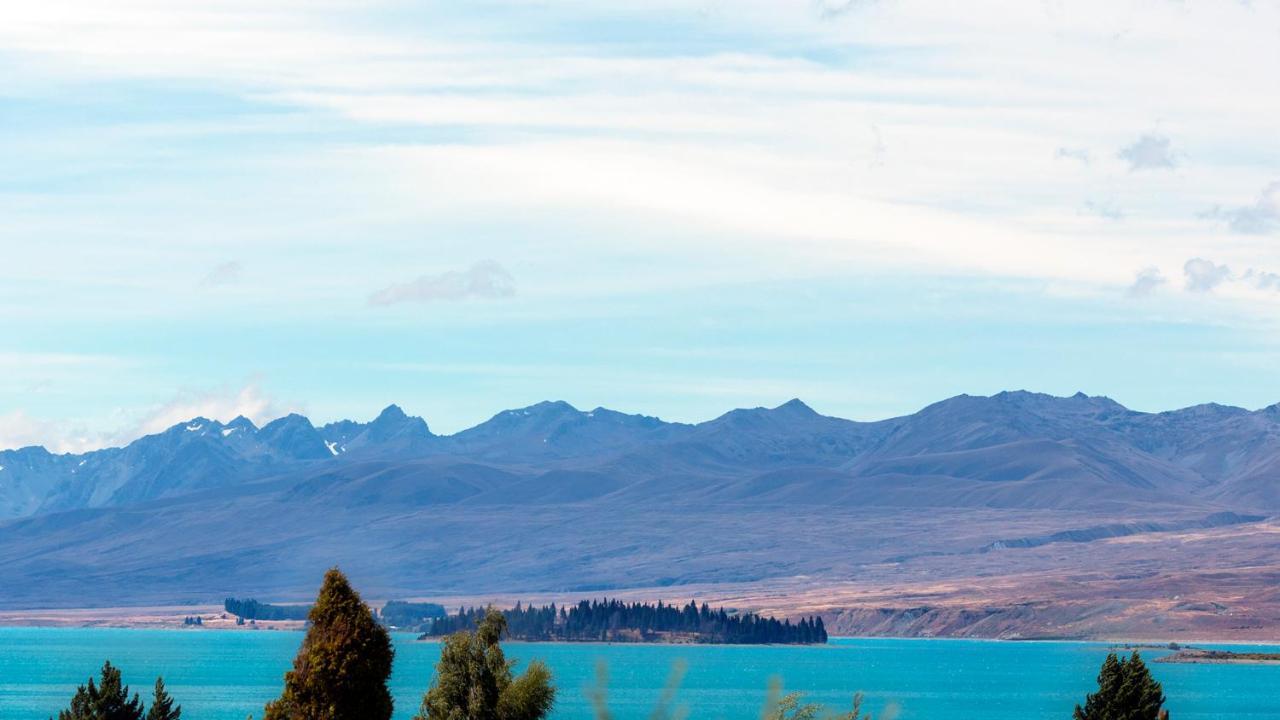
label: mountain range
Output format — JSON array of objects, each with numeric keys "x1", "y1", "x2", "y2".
[
  {"x1": 4, "y1": 391, "x2": 1278, "y2": 520},
  {"x1": 0, "y1": 391, "x2": 1277, "y2": 639}
]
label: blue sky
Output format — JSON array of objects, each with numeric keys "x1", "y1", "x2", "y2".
[{"x1": 2, "y1": 0, "x2": 1279, "y2": 451}]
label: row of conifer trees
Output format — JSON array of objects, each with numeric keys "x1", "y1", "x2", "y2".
[
  {"x1": 425, "y1": 598, "x2": 827, "y2": 644},
  {"x1": 51, "y1": 568, "x2": 1173, "y2": 720}
]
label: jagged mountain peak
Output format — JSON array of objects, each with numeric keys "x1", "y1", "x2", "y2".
[
  {"x1": 709, "y1": 399, "x2": 828, "y2": 427},
  {"x1": 366, "y1": 404, "x2": 432, "y2": 436},
  {"x1": 226, "y1": 415, "x2": 258, "y2": 432},
  {"x1": 1166, "y1": 402, "x2": 1249, "y2": 418},
  {"x1": 775, "y1": 398, "x2": 819, "y2": 416},
  {"x1": 257, "y1": 413, "x2": 330, "y2": 460},
  {"x1": 318, "y1": 404, "x2": 435, "y2": 457},
  {"x1": 923, "y1": 390, "x2": 1127, "y2": 416},
  {"x1": 509, "y1": 400, "x2": 579, "y2": 416},
  {"x1": 166, "y1": 416, "x2": 219, "y2": 434},
  {"x1": 261, "y1": 412, "x2": 312, "y2": 427},
  {"x1": 373, "y1": 404, "x2": 408, "y2": 421}
]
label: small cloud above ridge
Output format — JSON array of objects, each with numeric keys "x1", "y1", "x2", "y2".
[{"x1": 368, "y1": 260, "x2": 516, "y2": 307}]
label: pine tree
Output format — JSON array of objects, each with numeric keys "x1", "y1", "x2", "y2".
[
  {"x1": 1073, "y1": 652, "x2": 1168, "y2": 720},
  {"x1": 262, "y1": 568, "x2": 395, "y2": 720},
  {"x1": 145, "y1": 678, "x2": 181, "y2": 720},
  {"x1": 56, "y1": 661, "x2": 145, "y2": 720},
  {"x1": 416, "y1": 608, "x2": 555, "y2": 720}
]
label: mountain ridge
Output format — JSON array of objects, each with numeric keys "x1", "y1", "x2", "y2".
[{"x1": 4, "y1": 391, "x2": 1280, "y2": 520}]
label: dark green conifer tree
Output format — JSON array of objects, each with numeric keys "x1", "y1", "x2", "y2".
[
  {"x1": 416, "y1": 608, "x2": 555, "y2": 720},
  {"x1": 145, "y1": 678, "x2": 181, "y2": 720},
  {"x1": 262, "y1": 567, "x2": 395, "y2": 720},
  {"x1": 1073, "y1": 652, "x2": 1168, "y2": 720},
  {"x1": 56, "y1": 661, "x2": 145, "y2": 720}
]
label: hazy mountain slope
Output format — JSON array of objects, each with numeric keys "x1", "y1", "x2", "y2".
[
  {"x1": 442, "y1": 401, "x2": 686, "y2": 463},
  {"x1": 603, "y1": 399, "x2": 896, "y2": 477},
  {"x1": 0, "y1": 457, "x2": 1264, "y2": 610},
  {"x1": 0, "y1": 447, "x2": 75, "y2": 518}
]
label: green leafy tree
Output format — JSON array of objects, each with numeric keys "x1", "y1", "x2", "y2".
[
  {"x1": 55, "y1": 661, "x2": 145, "y2": 720},
  {"x1": 146, "y1": 678, "x2": 181, "y2": 720},
  {"x1": 1073, "y1": 652, "x2": 1168, "y2": 720},
  {"x1": 262, "y1": 567, "x2": 395, "y2": 720},
  {"x1": 416, "y1": 608, "x2": 555, "y2": 720}
]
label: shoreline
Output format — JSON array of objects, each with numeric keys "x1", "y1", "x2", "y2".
[
  {"x1": 4, "y1": 597, "x2": 1279, "y2": 646},
  {"x1": 3, "y1": 617, "x2": 1279, "y2": 648}
]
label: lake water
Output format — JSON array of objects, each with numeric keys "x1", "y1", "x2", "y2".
[{"x1": 1, "y1": 628, "x2": 1277, "y2": 719}]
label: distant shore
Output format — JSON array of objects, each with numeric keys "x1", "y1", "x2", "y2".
[
  {"x1": 0, "y1": 605, "x2": 304, "y2": 631},
  {"x1": 1157, "y1": 649, "x2": 1280, "y2": 665},
  {"x1": 4, "y1": 605, "x2": 1280, "y2": 647}
]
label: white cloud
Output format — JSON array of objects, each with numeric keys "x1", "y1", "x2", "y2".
[
  {"x1": 1056, "y1": 147, "x2": 1091, "y2": 164},
  {"x1": 1081, "y1": 199, "x2": 1124, "y2": 221},
  {"x1": 1204, "y1": 182, "x2": 1280, "y2": 235},
  {"x1": 1117, "y1": 134, "x2": 1177, "y2": 171},
  {"x1": 1241, "y1": 268, "x2": 1280, "y2": 292},
  {"x1": 0, "y1": 411, "x2": 110, "y2": 454},
  {"x1": 1183, "y1": 258, "x2": 1232, "y2": 293},
  {"x1": 814, "y1": 0, "x2": 881, "y2": 20},
  {"x1": 368, "y1": 260, "x2": 516, "y2": 306},
  {"x1": 0, "y1": 382, "x2": 298, "y2": 453},
  {"x1": 1126, "y1": 267, "x2": 1165, "y2": 298},
  {"x1": 125, "y1": 381, "x2": 296, "y2": 439},
  {"x1": 1181, "y1": 258, "x2": 1280, "y2": 296},
  {"x1": 201, "y1": 260, "x2": 243, "y2": 287}
]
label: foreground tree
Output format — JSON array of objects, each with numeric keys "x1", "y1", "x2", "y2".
[
  {"x1": 417, "y1": 608, "x2": 555, "y2": 720},
  {"x1": 145, "y1": 678, "x2": 181, "y2": 720},
  {"x1": 56, "y1": 661, "x2": 145, "y2": 720},
  {"x1": 262, "y1": 567, "x2": 395, "y2": 720},
  {"x1": 761, "y1": 680, "x2": 882, "y2": 720},
  {"x1": 1073, "y1": 652, "x2": 1168, "y2": 720}
]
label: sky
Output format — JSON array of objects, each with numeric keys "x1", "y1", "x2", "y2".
[{"x1": 2, "y1": 0, "x2": 1279, "y2": 452}]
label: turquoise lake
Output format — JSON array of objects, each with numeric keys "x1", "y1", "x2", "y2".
[{"x1": 1, "y1": 629, "x2": 1277, "y2": 718}]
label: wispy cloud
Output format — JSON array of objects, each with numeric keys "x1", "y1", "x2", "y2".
[
  {"x1": 1203, "y1": 181, "x2": 1280, "y2": 235},
  {"x1": 1241, "y1": 268, "x2": 1280, "y2": 292},
  {"x1": 126, "y1": 381, "x2": 294, "y2": 438},
  {"x1": 814, "y1": 0, "x2": 880, "y2": 20},
  {"x1": 1055, "y1": 147, "x2": 1091, "y2": 164},
  {"x1": 201, "y1": 260, "x2": 243, "y2": 287},
  {"x1": 1126, "y1": 267, "x2": 1165, "y2": 298},
  {"x1": 0, "y1": 382, "x2": 297, "y2": 452},
  {"x1": 368, "y1": 260, "x2": 516, "y2": 306},
  {"x1": 0, "y1": 411, "x2": 107, "y2": 453},
  {"x1": 1081, "y1": 199, "x2": 1124, "y2": 221},
  {"x1": 1117, "y1": 134, "x2": 1177, "y2": 171}
]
